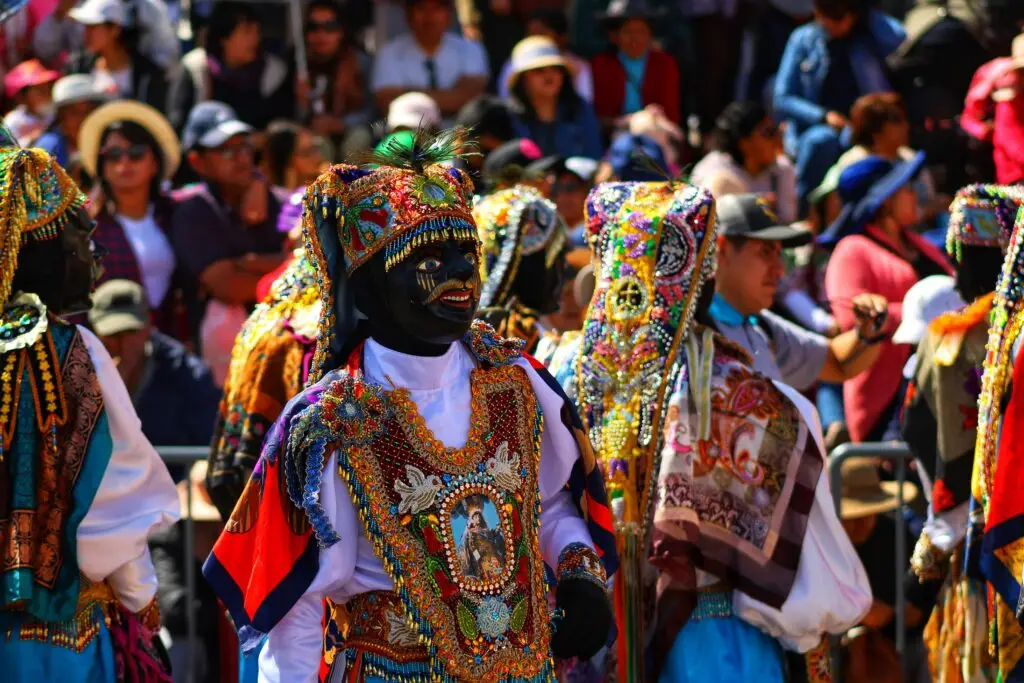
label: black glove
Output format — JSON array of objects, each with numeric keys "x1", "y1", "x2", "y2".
[{"x1": 551, "y1": 576, "x2": 614, "y2": 661}]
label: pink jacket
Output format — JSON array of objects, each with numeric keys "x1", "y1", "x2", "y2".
[
  {"x1": 824, "y1": 226, "x2": 953, "y2": 442},
  {"x1": 962, "y1": 58, "x2": 1024, "y2": 185}
]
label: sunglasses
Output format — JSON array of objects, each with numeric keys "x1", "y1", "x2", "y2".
[
  {"x1": 307, "y1": 20, "x2": 341, "y2": 32},
  {"x1": 101, "y1": 144, "x2": 148, "y2": 162}
]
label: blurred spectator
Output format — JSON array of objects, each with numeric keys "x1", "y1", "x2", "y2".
[
  {"x1": 480, "y1": 137, "x2": 553, "y2": 194},
  {"x1": 739, "y1": 0, "x2": 814, "y2": 104},
  {"x1": 173, "y1": 2, "x2": 293, "y2": 132},
  {"x1": 547, "y1": 156, "x2": 597, "y2": 235},
  {"x1": 261, "y1": 121, "x2": 326, "y2": 196},
  {"x1": 452, "y1": 0, "x2": 523, "y2": 86},
  {"x1": 837, "y1": 92, "x2": 942, "y2": 223},
  {"x1": 496, "y1": 9, "x2": 593, "y2": 102},
  {"x1": 298, "y1": 0, "x2": 371, "y2": 158},
  {"x1": 711, "y1": 194, "x2": 885, "y2": 406},
  {"x1": 88, "y1": 279, "x2": 221, "y2": 450},
  {"x1": 822, "y1": 154, "x2": 953, "y2": 442},
  {"x1": 149, "y1": 461, "x2": 225, "y2": 683},
  {"x1": 35, "y1": 73, "x2": 109, "y2": 167},
  {"x1": 961, "y1": 30, "x2": 1024, "y2": 185},
  {"x1": 627, "y1": 105, "x2": 683, "y2": 174},
  {"x1": 64, "y1": 0, "x2": 171, "y2": 111},
  {"x1": 387, "y1": 91, "x2": 442, "y2": 133},
  {"x1": 171, "y1": 101, "x2": 286, "y2": 384},
  {"x1": 506, "y1": 36, "x2": 602, "y2": 159},
  {"x1": 774, "y1": 0, "x2": 905, "y2": 208},
  {"x1": 34, "y1": 0, "x2": 179, "y2": 71},
  {"x1": 594, "y1": 131, "x2": 666, "y2": 183},
  {"x1": 0, "y1": 0, "x2": 55, "y2": 76},
  {"x1": 591, "y1": 0, "x2": 680, "y2": 128},
  {"x1": 372, "y1": 0, "x2": 488, "y2": 128},
  {"x1": 454, "y1": 94, "x2": 516, "y2": 183},
  {"x1": 79, "y1": 100, "x2": 188, "y2": 338},
  {"x1": 679, "y1": 0, "x2": 743, "y2": 134},
  {"x1": 2, "y1": 58, "x2": 58, "y2": 144},
  {"x1": 838, "y1": 456, "x2": 928, "y2": 683},
  {"x1": 690, "y1": 101, "x2": 798, "y2": 223}
]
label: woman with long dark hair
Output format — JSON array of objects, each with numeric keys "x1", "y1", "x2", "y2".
[
  {"x1": 505, "y1": 36, "x2": 603, "y2": 159},
  {"x1": 261, "y1": 122, "x2": 326, "y2": 195},
  {"x1": 78, "y1": 100, "x2": 187, "y2": 338}
]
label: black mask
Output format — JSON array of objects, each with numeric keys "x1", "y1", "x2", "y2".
[
  {"x1": 354, "y1": 238, "x2": 482, "y2": 356},
  {"x1": 512, "y1": 247, "x2": 566, "y2": 315}
]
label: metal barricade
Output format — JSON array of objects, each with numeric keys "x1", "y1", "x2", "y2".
[
  {"x1": 157, "y1": 446, "x2": 212, "y2": 683},
  {"x1": 828, "y1": 441, "x2": 915, "y2": 683}
]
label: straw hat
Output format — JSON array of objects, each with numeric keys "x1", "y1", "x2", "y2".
[
  {"x1": 506, "y1": 36, "x2": 572, "y2": 92},
  {"x1": 839, "y1": 457, "x2": 918, "y2": 520},
  {"x1": 78, "y1": 100, "x2": 181, "y2": 181},
  {"x1": 178, "y1": 461, "x2": 222, "y2": 522}
]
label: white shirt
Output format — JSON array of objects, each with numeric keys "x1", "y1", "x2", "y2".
[
  {"x1": 76, "y1": 326, "x2": 179, "y2": 611},
  {"x1": 371, "y1": 33, "x2": 489, "y2": 127},
  {"x1": 116, "y1": 207, "x2": 176, "y2": 308},
  {"x1": 689, "y1": 150, "x2": 798, "y2": 224},
  {"x1": 259, "y1": 338, "x2": 595, "y2": 682}
]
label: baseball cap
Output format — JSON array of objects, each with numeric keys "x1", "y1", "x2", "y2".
[
  {"x1": 89, "y1": 280, "x2": 149, "y2": 337},
  {"x1": 69, "y1": 0, "x2": 129, "y2": 26},
  {"x1": 716, "y1": 194, "x2": 813, "y2": 248},
  {"x1": 455, "y1": 95, "x2": 515, "y2": 142},
  {"x1": 51, "y1": 74, "x2": 110, "y2": 108},
  {"x1": 891, "y1": 275, "x2": 964, "y2": 346},
  {"x1": 387, "y1": 92, "x2": 441, "y2": 133},
  {"x1": 181, "y1": 101, "x2": 253, "y2": 151},
  {"x1": 482, "y1": 139, "x2": 556, "y2": 178}
]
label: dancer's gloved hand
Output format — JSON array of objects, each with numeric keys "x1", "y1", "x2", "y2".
[{"x1": 550, "y1": 543, "x2": 612, "y2": 661}]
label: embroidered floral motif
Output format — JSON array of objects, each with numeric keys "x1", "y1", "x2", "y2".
[
  {"x1": 0, "y1": 293, "x2": 47, "y2": 353},
  {"x1": 319, "y1": 375, "x2": 390, "y2": 447},
  {"x1": 463, "y1": 320, "x2": 524, "y2": 367}
]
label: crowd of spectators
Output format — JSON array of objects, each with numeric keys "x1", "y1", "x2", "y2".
[{"x1": 2, "y1": 0, "x2": 1024, "y2": 679}]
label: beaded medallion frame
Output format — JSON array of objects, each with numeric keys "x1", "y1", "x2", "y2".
[
  {"x1": 576, "y1": 183, "x2": 718, "y2": 534},
  {"x1": 945, "y1": 184, "x2": 1024, "y2": 263}
]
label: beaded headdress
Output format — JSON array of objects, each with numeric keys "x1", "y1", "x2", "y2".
[
  {"x1": 0, "y1": 129, "x2": 87, "y2": 306},
  {"x1": 576, "y1": 182, "x2": 717, "y2": 530},
  {"x1": 946, "y1": 184, "x2": 1024, "y2": 263},
  {"x1": 474, "y1": 184, "x2": 567, "y2": 309},
  {"x1": 301, "y1": 130, "x2": 478, "y2": 383}
]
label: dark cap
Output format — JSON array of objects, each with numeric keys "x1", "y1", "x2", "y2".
[
  {"x1": 455, "y1": 95, "x2": 515, "y2": 142},
  {"x1": 88, "y1": 279, "x2": 149, "y2": 337},
  {"x1": 181, "y1": 101, "x2": 253, "y2": 151},
  {"x1": 716, "y1": 194, "x2": 812, "y2": 248},
  {"x1": 606, "y1": 133, "x2": 666, "y2": 182},
  {"x1": 482, "y1": 138, "x2": 557, "y2": 178}
]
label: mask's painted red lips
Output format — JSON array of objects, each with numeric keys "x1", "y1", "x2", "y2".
[{"x1": 438, "y1": 288, "x2": 474, "y2": 309}]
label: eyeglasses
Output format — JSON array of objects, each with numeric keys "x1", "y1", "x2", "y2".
[
  {"x1": 101, "y1": 144, "x2": 148, "y2": 163},
  {"x1": 307, "y1": 20, "x2": 341, "y2": 32}
]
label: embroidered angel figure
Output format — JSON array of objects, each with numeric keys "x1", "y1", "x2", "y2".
[
  {"x1": 394, "y1": 464, "x2": 443, "y2": 514},
  {"x1": 486, "y1": 441, "x2": 521, "y2": 491}
]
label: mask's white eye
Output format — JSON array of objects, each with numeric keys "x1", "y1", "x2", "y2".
[{"x1": 416, "y1": 257, "x2": 442, "y2": 274}]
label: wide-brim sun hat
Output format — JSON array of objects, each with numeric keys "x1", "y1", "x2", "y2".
[
  {"x1": 506, "y1": 36, "x2": 572, "y2": 93},
  {"x1": 79, "y1": 100, "x2": 181, "y2": 181},
  {"x1": 839, "y1": 456, "x2": 918, "y2": 520},
  {"x1": 817, "y1": 150, "x2": 926, "y2": 248}
]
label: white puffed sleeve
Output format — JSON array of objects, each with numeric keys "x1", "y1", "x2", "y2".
[
  {"x1": 75, "y1": 326, "x2": 179, "y2": 611},
  {"x1": 259, "y1": 452, "x2": 361, "y2": 683},
  {"x1": 518, "y1": 360, "x2": 596, "y2": 568},
  {"x1": 733, "y1": 381, "x2": 872, "y2": 653}
]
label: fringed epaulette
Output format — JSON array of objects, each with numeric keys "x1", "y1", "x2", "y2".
[
  {"x1": 929, "y1": 293, "x2": 995, "y2": 367},
  {"x1": 463, "y1": 320, "x2": 525, "y2": 367}
]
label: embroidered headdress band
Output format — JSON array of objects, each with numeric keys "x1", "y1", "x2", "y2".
[{"x1": 946, "y1": 184, "x2": 1024, "y2": 263}]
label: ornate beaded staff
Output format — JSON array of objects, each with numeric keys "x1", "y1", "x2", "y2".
[{"x1": 575, "y1": 182, "x2": 717, "y2": 682}]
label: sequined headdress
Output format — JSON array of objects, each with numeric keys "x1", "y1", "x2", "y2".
[
  {"x1": 576, "y1": 182, "x2": 717, "y2": 529},
  {"x1": 301, "y1": 130, "x2": 478, "y2": 382},
  {"x1": 0, "y1": 129, "x2": 86, "y2": 306},
  {"x1": 474, "y1": 184, "x2": 567, "y2": 309},
  {"x1": 946, "y1": 184, "x2": 1024, "y2": 263}
]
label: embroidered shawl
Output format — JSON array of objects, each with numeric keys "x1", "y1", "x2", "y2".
[{"x1": 0, "y1": 307, "x2": 111, "y2": 622}]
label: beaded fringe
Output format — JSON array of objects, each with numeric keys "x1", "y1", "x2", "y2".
[{"x1": 5, "y1": 601, "x2": 111, "y2": 653}]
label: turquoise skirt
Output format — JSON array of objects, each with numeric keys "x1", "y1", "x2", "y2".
[
  {"x1": 0, "y1": 606, "x2": 116, "y2": 683},
  {"x1": 659, "y1": 592, "x2": 786, "y2": 683}
]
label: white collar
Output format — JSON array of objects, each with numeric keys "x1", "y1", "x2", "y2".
[{"x1": 363, "y1": 336, "x2": 469, "y2": 391}]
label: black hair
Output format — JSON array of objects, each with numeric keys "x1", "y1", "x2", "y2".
[
  {"x1": 96, "y1": 120, "x2": 164, "y2": 209},
  {"x1": 205, "y1": 2, "x2": 261, "y2": 62},
  {"x1": 263, "y1": 121, "x2": 302, "y2": 187},
  {"x1": 305, "y1": 0, "x2": 351, "y2": 41},
  {"x1": 12, "y1": 235, "x2": 67, "y2": 311},
  {"x1": 455, "y1": 96, "x2": 515, "y2": 142},
  {"x1": 528, "y1": 8, "x2": 569, "y2": 37},
  {"x1": 713, "y1": 101, "x2": 768, "y2": 168},
  {"x1": 956, "y1": 245, "x2": 1006, "y2": 303},
  {"x1": 812, "y1": 0, "x2": 867, "y2": 21}
]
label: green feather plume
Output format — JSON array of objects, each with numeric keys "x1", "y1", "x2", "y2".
[{"x1": 356, "y1": 124, "x2": 477, "y2": 173}]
